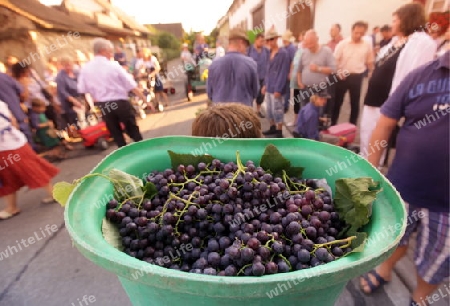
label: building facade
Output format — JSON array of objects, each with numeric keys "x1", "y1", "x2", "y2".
[{"x1": 223, "y1": 0, "x2": 448, "y2": 45}]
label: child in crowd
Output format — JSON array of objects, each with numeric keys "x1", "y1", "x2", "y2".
[
  {"x1": 30, "y1": 98, "x2": 72, "y2": 157},
  {"x1": 192, "y1": 103, "x2": 261, "y2": 138},
  {"x1": 293, "y1": 89, "x2": 330, "y2": 140}
]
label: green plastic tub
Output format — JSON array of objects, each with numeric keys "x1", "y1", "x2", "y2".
[{"x1": 64, "y1": 136, "x2": 406, "y2": 306}]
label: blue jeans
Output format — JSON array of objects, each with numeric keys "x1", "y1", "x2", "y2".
[{"x1": 265, "y1": 93, "x2": 284, "y2": 124}]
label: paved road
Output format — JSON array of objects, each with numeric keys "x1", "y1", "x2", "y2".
[{"x1": 0, "y1": 59, "x2": 447, "y2": 306}]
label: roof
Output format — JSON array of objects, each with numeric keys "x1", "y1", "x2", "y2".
[
  {"x1": 93, "y1": 0, "x2": 149, "y2": 34},
  {"x1": 148, "y1": 23, "x2": 184, "y2": 39},
  {"x1": 0, "y1": 0, "x2": 104, "y2": 36},
  {"x1": 217, "y1": 14, "x2": 229, "y2": 28}
]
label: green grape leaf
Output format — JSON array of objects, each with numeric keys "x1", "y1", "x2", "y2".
[
  {"x1": 285, "y1": 166, "x2": 305, "y2": 178},
  {"x1": 334, "y1": 178, "x2": 382, "y2": 237},
  {"x1": 102, "y1": 217, "x2": 123, "y2": 251},
  {"x1": 108, "y1": 169, "x2": 143, "y2": 201},
  {"x1": 260, "y1": 144, "x2": 304, "y2": 178},
  {"x1": 168, "y1": 150, "x2": 215, "y2": 170},
  {"x1": 143, "y1": 182, "x2": 158, "y2": 200},
  {"x1": 350, "y1": 232, "x2": 367, "y2": 253},
  {"x1": 53, "y1": 181, "x2": 77, "y2": 207}
]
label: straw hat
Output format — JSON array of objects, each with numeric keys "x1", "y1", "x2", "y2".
[
  {"x1": 182, "y1": 43, "x2": 188, "y2": 48},
  {"x1": 282, "y1": 30, "x2": 293, "y2": 41},
  {"x1": 229, "y1": 27, "x2": 250, "y2": 44},
  {"x1": 265, "y1": 29, "x2": 280, "y2": 40}
]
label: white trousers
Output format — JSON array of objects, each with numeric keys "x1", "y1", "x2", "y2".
[{"x1": 359, "y1": 105, "x2": 387, "y2": 167}]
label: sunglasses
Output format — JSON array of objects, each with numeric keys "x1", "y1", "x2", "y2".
[{"x1": 266, "y1": 38, "x2": 276, "y2": 42}]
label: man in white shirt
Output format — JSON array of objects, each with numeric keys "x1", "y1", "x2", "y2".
[
  {"x1": 77, "y1": 38, "x2": 146, "y2": 148},
  {"x1": 332, "y1": 21, "x2": 374, "y2": 125}
]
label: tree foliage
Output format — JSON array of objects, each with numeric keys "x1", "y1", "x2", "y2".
[{"x1": 157, "y1": 32, "x2": 181, "y2": 50}]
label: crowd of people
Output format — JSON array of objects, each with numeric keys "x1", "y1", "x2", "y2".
[
  {"x1": 205, "y1": 2, "x2": 449, "y2": 306},
  {"x1": 0, "y1": 38, "x2": 167, "y2": 220},
  {"x1": 207, "y1": 3, "x2": 449, "y2": 142}
]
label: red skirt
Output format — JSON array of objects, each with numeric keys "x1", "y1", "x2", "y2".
[{"x1": 0, "y1": 144, "x2": 59, "y2": 196}]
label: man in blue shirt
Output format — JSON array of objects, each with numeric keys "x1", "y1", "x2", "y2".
[
  {"x1": 282, "y1": 30, "x2": 297, "y2": 113},
  {"x1": 359, "y1": 51, "x2": 449, "y2": 306},
  {"x1": 261, "y1": 29, "x2": 291, "y2": 138},
  {"x1": 114, "y1": 46, "x2": 127, "y2": 66},
  {"x1": 0, "y1": 72, "x2": 36, "y2": 151},
  {"x1": 248, "y1": 33, "x2": 270, "y2": 117},
  {"x1": 293, "y1": 89, "x2": 330, "y2": 140},
  {"x1": 207, "y1": 28, "x2": 259, "y2": 107}
]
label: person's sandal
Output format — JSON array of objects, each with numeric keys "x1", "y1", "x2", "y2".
[
  {"x1": 359, "y1": 269, "x2": 389, "y2": 295},
  {"x1": 0, "y1": 211, "x2": 20, "y2": 220}
]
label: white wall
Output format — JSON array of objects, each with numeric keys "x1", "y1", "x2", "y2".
[
  {"x1": 264, "y1": 0, "x2": 289, "y2": 34},
  {"x1": 228, "y1": 0, "x2": 261, "y2": 29},
  {"x1": 314, "y1": 0, "x2": 410, "y2": 45},
  {"x1": 228, "y1": 0, "x2": 289, "y2": 34}
]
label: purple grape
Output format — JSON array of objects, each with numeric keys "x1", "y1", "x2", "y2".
[
  {"x1": 301, "y1": 205, "x2": 313, "y2": 217},
  {"x1": 207, "y1": 252, "x2": 221, "y2": 267},
  {"x1": 265, "y1": 262, "x2": 278, "y2": 274},
  {"x1": 297, "y1": 249, "x2": 311, "y2": 263},
  {"x1": 247, "y1": 237, "x2": 261, "y2": 250},
  {"x1": 252, "y1": 262, "x2": 265, "y2": 276},
  {"x1": 270, "y1": 212, "x2": 282, "y2": 224},
  {"x1": 224, "y1": 265, "x2": 237, "y2": 276},
  {"x1": 305, "y1": 190, "x2": 316, "y2": 200},
  {"x1": 241, "y1": 247, "x2": 255, "y2": 263},
  {"x1": 315, "y1": 247, "x2": 329, "y2": 261},
  {"x1": 272, "y1": 241, "x2": 284, "y2": 254},
  {"x1": 305, "y1": 226, "x2": 317, "y2": 239},
  {"x1": 277, "y1": 260, "x2": 290, "y2": 273},
  {"x1": 319, "y1": 211, "x2": 331, "y2": 222},
  {"x1": 286, "y1": 221, "x2": 301, "y2": 236}
]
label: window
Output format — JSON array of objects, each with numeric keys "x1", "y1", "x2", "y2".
[
  {"x1": 252, "y1": 3, "x2": 264, "y2": 32},
  {"x1": 428, "y1": 0, "x2": 449, "y2": 12},
  {"x1": 287, "y1": 1, "x2": 313, "y2": 39}
]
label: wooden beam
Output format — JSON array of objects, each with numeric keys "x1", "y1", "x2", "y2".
[
  {"x1": 0, "y1": 0, "x2": 53, "y2": 28},
  {"x1": 0, "y1": 28, "x2": 30, "y2": 40}
]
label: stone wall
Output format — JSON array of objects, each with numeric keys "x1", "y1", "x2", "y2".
[
  {"x1": 0, "y1": 6, "x2": 150, "y2": 77},
  {"x1": 33, "y1": 31, "x2": 98, "y2": 76},
  {"x1": 0, "y1": 7, "x2": 38, "y2": 68},
  {"x1": 0, "y1": 7, "x2": 97, "y2": 77}
]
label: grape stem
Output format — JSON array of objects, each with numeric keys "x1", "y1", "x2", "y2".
[
  {"x1": 281, "y1": 170, "x2": 308, "y2": 193},
  {"x1": 120, "y1": 196, "x2": 143, "y2": 206},
  {"x1": 313, "y1": 236, "x2": 356, "y2": 249},
  {"x1": 278, "y1": 254, "x2": 293, "y2": 271},
  {"x1": 237, "y1": 263, "x2": 252, "y2": 276},
  {"x1": 227, "y1": 151, "x2": 247, "y2": 189},
  {"x1": 172, "y1": 191, "x2": 199, "y2": 235},
  {"x1": 264, "y1": 235, "x2": 275, "y2": 248}
]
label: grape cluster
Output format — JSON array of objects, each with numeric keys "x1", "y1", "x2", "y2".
[{"x1": 106, "y1": 158, "x2": 352, "y2": 276}]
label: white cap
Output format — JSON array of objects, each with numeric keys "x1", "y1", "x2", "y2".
[{"x1": 182, "y1": 43, "x2": 188, "y2": 47}]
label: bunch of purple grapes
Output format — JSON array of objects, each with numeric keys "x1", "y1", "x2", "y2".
[{"x1": 105, "y1": 159, "x2": 351, "y2": 276}]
